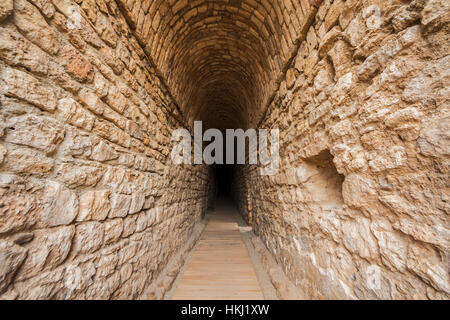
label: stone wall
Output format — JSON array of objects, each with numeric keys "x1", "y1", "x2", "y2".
[
  {"x1": 0, "y1": 0, "x2": 448, "y2": 301},
  {"x1": 240, "y1": 0, "x2": 450, "y2": 299},
  {"x1": 0, "y1": 0, "x2": 209, "y2": 299}
]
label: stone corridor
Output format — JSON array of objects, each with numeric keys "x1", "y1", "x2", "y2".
[{"x1": 0, "y1": 0, "x2": 449, "y2": 300}]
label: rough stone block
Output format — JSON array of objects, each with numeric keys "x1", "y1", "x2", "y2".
[
  {"x1": 0, "y1": 240, "x2": 27, "y2": 293},
  {"x1": 40, "y1": 181, "x2": 78, "y2": 227},
  {"x1": 13, "y1": 0, "x2": 59, "y2": 55},
  {"x1": 73, "y1": 222, "x2": 104, "y2": 255},
  {"x1": 16, "y1": 226, "x2": 74, "y2": 281},
  {"x1": 0, "y1": 67, "x2": 57, "y2": 111},
  {"x1": 0, "y1": 26, "x2": 49, "y2": 75},
  {"x1": 77, "y1": 190, "x2": 111, "y2": 222},
  {"x1": 5, "y1": 146, "x2": 54, "y2": 174},
  {"x1": 5, "y1": 114, "x2": 65, "y2": 154},
  {"x1": 109, "y1": 193, "x2": 132, "y2": 218}
]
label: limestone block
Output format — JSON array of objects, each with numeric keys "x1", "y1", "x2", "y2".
[
  {"x1": 0, "y1": 240, "x2": 27, "y2": 293},
  {"x1": 73, "y1": 222, "x2": 104, "y2": 255},
  {"x1": 318, "y1": 26, "x2": 341, "y2": 58},
  {"x1": 0, "y1": 26, "x2": 49, "y2": 75},
  {"x1": 421, "y1": 0, "x2": 450, "y2": 32},
  {"x1": 0, "y1": 0, "x2": 13, "y2": 21},
  {"x1": 13, "y1": 0, "x2": 59, "y2": 54},
  {"x1": 392, "y1": 7, "x2": 420, "y2": 32},
  {"x1": 96, "y1": 14, "x2": 118, "y2": 47},
  {"x1": 29, "y1": 0, "x2": 55, "y2": 19},
  {"x1": 57, "y1": 98, "x2": 95, "y2": 131},
  {"x1": 96, "y1": 254, "x2": 119, "y2": 278},
  {"x1": 417, "y1": 116, "x2": 450, "y2": 157},
  {"x1": 122, "y1": 216, "x2": 136, "y2": 237},
  {"x1": 59, "y1": 45, "x2": 94, "y2": 82},
  {"x1": 129, "y1": 192, "x2": 145, "y2": 214},
  {"x1": 55, "y1": 163, "x2": 104, "y2": 188},
  {"x1": 77, "y1": 190, "x2": 111, "y2": 221},
  {"x1": 5, "y1": 114, "x2": 65, "y2": 154},
  {"x1": 5, "y1": 146, "x2": 54, "y2": 174},
  {"x1": 0, "y1": 174, "x2": 42, "y2": 234},
  {"x1": 0, "y1": 67, "x2": 57, "y2": 111},
  {"x1": 342, "y1": 174, "x2": 377, "y2": 208},
  {"x1": 0, "y1": 144, "x2": 6, "y2": 164},
  {"x1": 109, "y1": 193, "x2": 132, "y2": 218},
  {"x1": 78, "y1": 88, "x2": 106, "y2": 115},
  {"x1": 16, "y1": 226, "x2": 74, "y2": 281},
  {"x1": 105, "y1": 85, "x2": 127, "y2": 114},
  {"x1": 91, "y1": 141, "x2": 119, "y2": 162},
  {"x1": 104, "y1": 219, "x2": 124, "y2": 244},
  {"x1": 40, "y1": 181, "x2": 78, "y2": 227}
]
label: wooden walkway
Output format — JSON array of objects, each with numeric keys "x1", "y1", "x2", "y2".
[{"x1": 172, "y1": 200, "x2": 264, "y2": 300}]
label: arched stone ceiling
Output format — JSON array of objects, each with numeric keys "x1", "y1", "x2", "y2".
[{"x1": 122, "y1": 0, "x2": 313, "y2": 129}]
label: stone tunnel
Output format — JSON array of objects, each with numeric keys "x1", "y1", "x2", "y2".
[{"x1": 0, "y1": 0, "x2": 449, "y2": 300}]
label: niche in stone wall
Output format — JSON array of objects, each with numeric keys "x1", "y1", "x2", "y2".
[{"x1": 301, "y1": 150, "x2": 345, "y2": 210}]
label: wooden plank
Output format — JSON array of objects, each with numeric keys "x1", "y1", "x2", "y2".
[{"x1": 171, "y1": 204, "x2": 264, "y2": 300}]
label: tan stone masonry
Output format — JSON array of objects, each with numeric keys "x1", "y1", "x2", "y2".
[{"x1": 0, "y1": 0, "x2": 449, "y2": 300}]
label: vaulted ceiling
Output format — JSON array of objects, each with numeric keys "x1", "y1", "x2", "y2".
[{"x1": 125, "y1": 0, "x2": 312, "y2": 129}]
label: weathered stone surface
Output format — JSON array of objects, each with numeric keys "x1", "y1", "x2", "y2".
[
  {"x1": 0, "y1": 174, "x2": 42, "y2": 234},
  {"x1": 129, "y1": 192, "x2": 145, "y2": 214},
  {"x1": 91, "y1": 141, "x2": 118, "y2": 162},
  {"x1": 0, "y1": 145, "x2": 6, "y2": 164},
  {"x1": 0, "y1": 0, "x2": 448, "y2": 301},
  {"x1": 55, "y1": 163, "x2": 104, "y2": 188},
  {"x1": 105, "y1": 86, "x2": 127, "y2": 114},
  {"x1": 56, "y1": 98, "x2": 95, "y2": 131},
  {"x1": 77, "y1": 190, "x2": 111, "y2": 221},
  {"x1": 421, "y1": 0, "x2": 450, "y2": 32},
  {"x1": 0, "y1": 0, "x2": 13, "y2": 22},
  {"x1": 104, "y1": 219, "x2": 123, "y2": 245},
  {"x1": 122, "y1": 216, "x2": 136, "y2": 237},
  {"x1": 73, "y1": 222, "x2": 104, "y2": 255},
  {"x1": 286, "y1": 68, "x2": 297, "y2": 89},
  {"x1": 0, "y1": 26, "x2": 49, "y2": 75},
  {"x1": 78, "y1": 88, "x2": 106, "y2": 115},
  {"x1": 371, "y1": 220, "x2": 407, "y2": 272},
  {"x1": 407, "y1": 243, "x2": 450, "y2": 294},
  {"x1": 342, "y1": 217, "x2": 379, "y2": 259},
  {"x1": 40, "y1": 181, "x2": 78, "y2": 227},
  {"x1": 59, "y1": 45, "x2": 94, "y2": 82},
  {"x1": 5, "y1": 146, "x2": 54, "y2": 174},
  {"x1": 5, "y1": 114, "x2": 65, "y2": 154},
  {"x1": 28, "y1": 0, "x2": 55, "y2": 19},
  {"x1": 93, "y1": 71, "x2": 109, "y2": 98},
  {"x1": 392, "y1": 7, "x2": 420, "y2": 32},
  {"x1": 13, "y1": 0, "x2": 59, "y2": 54},
  {"x1": 0, "y1": 67, "x2": 57, "y2": 111},
  {"x1": 16, "y1": 226, "x2": 74, "y2": 281},
  {"x1": 96, "y1": 14, "x2": 118, "y2": 47},
  {"x1": 109, "y1": 194, "x2": 132, "y2": 218},
  {"x1": 96, "y1": 253, "x2": 118, "y2": 278},
  {"x1": 0, "y1": 240, "x2": 27, "y2": 293},
  {"x1": 417, "y1": 116, "x2": 450, "y2": 157},
  {"x1": 13, "y1": 233, "x2": 34, "y2": 245}
]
